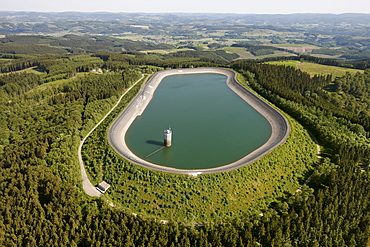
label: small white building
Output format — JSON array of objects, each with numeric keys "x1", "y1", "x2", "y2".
[{"x1": 96, "y1": 181, "x2": 111, "y2": 193}]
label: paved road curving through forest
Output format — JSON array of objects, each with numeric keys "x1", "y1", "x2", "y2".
[{"x1": 108, "y1": 68, "x2": 291, "y2": 175}]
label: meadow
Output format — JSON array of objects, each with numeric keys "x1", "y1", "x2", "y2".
[{"x1": 267, "y1": 60, "x2": 364, "y2": 78}]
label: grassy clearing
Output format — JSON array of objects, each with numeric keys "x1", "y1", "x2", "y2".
[
  {"x1": 0, "y1": 58, "x2": 13, "y2": 62},
  {"x1": 20, "y1": 67, "x2": 44, "y2": 75},
  {"x1": 267, "y1": 60, "x2": 364, "y2": 78},
  {"x1": 0, "y1": 66, "x2": 45, "y2": 75},
  {"x1": 39, "y1": 78, "x2": 74, "y2": 87},
  {"x1": 223, "y1": 47, "x2": 255, "y2": 59},
  {"x1": 267, "y1": 60, "x2": 299, "y2": 68},
  {"x1": 298, "y1": 62, "x2": 363, "y2": 77},
  {"x1": 38, "y1": 72, "x2": 90, "y2": 88}
]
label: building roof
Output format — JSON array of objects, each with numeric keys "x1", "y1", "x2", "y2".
[
  {"x1": 164, "y1": 129, "x2": 172, "y2": 134},
  {"x1": 97, "y1": 181, "x2": 111, "y2": 193}
]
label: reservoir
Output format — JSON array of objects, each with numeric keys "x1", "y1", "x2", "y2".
[{"x1": 125, "y1": 73, "x2": 272, "y2": 170}]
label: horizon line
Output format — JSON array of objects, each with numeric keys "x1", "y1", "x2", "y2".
[{"x1": 1, "y1": 10, "x2": 369, "y2": 15}]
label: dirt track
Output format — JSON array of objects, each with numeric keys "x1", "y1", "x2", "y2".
[{"x1": 108, "y1": 68, "x2": 291, "y2": 175}]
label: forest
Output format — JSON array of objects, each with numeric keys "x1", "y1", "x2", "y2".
[{"x1": 0, "y1": 45, "x2": 370, "y2": 246}]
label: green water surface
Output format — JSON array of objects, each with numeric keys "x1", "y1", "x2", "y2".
[{"x1": 125, "y1": 73, "x2": 272, "y2": 169}]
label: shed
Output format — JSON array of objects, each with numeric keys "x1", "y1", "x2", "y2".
[{"x1": 96, "y1": 181, "x2": 111, "y2": 193}]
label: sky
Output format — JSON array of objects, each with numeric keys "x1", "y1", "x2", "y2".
[{"x1": 1, "y1": 0, "x2": 370, "y2": 14}]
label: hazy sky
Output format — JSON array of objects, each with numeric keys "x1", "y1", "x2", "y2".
[{"x1": 2, "y1": 0, "x2": 369, "y2": 14}]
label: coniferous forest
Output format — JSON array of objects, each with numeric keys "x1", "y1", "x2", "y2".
[{"x1": 1, "y1": 47, "x2": 370, "y2": 247}]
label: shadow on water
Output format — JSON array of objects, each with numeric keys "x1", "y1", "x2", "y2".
[{"x1": 146, "y1": 140, "x2": 164, "y2": 146}]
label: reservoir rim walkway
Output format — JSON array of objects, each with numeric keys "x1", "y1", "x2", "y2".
[{"x1": 107, "y1": 68, "x2": 291, "y2": 175}]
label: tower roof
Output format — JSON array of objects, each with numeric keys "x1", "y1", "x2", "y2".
[{"x1": 164, "y1": 128, "x2": 172, "y2": 134}]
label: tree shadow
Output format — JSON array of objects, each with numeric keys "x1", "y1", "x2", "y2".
[{"x1": 146, "y1": 140, "x2": 163, "y2": 146}]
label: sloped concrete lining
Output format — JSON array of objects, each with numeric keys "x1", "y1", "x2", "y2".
[{"x1": 108, "y1": 68, "x2": 290, "y2": 174}]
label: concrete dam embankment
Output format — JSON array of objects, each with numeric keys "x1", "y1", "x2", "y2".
[{"x1": 108, "y1": 68, "x2": 290, "y2": 174}]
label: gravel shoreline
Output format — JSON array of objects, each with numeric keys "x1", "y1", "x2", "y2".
[{"x1": 108, "y1": 68, "x2": 290, "y2": 175}]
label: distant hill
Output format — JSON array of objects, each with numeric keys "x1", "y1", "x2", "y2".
[
  {"x1": 0, "y1": 34, "x2": 174, "y2": 54},
  {"x1": 1, "y1": 12, "x2": 370, "y2": 26},
  {"x1": 1, "y1": 12, "x2": 370, "y2": 59}
]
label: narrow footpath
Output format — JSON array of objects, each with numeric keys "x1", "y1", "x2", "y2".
[
  {"x1": 295, "y1": 133, "x2": 322, "y2": 193},
  {"x1": 78, "y1": 74, "x2": 145, "y2": 197}
]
